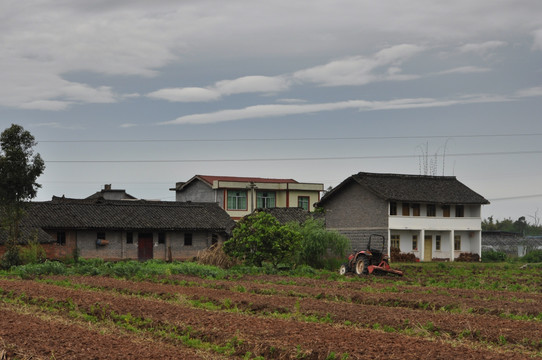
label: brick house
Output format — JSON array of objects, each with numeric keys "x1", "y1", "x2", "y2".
[
  {"x1": 316, "y1": 172, "x2": 489, "y2": 261},
  {"x1": 171, "y1": 175, "x2": 324, "y2": 220},
  {"x1": 1, "y1": 198, "x2": 234, "y2": 261}
]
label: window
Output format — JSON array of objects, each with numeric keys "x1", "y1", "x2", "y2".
[
  {"x1": 126, "y1": 232, "x2": 133, "y2": 244},
  {"x1": 211, "y1": 234, "x2": 218, "y2": 246},
  {"x1": 412, "y1": 203, "x2": 420, "y2": 216},
  {"x1": 455, "y1": 205, "x2": 464, "y2": 217},
  {"x1": 227, "y1": 190, "x2": 247, "y2": 210},
  {"x1": 389, "y1": 202, "x2": 397, "y2": 215},
  {"x1": 402, "y1": 203, "x2": 410, "y2": 216},
  {"x1": 158, "y1": 232, "x2": 166, "y2": 244},
  {"x1": 256, "y1": 191, "x2": 275, "y2": 209},
  {"x1": 391, "y1": 234, "x2": 400, "y2": 249},
  {"x1": 57, "y1": 232, "x2": 66, "y2": 246},
  {"x1": 427, "y1": 204, "x2": 436, "y2": 217},
  {"x1": 298, "y1": 196, "x2": 310, "y2": 211},
  {"x1": 412, "y1": 235, "x2": 418, "y2": 251},
  {"x1": 97, "y1": 232, "x2": 105, "y2": 240},
  {"x1": 184, "y1": 233, "x2": 193, "y2": 246},
  {"x1": 454, "y1": 235, "x2": 461, "y2": 251},
  {"x1": 435, "y1": 235, "x2": 441, "y2": 251},
  {"x1": 442, "y1": 205, "x2": 450, "y2": 217}
]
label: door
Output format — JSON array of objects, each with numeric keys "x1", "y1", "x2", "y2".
[
  {"x1": 138, "y1": 233, "x2": 153, "y2": 261},
  {"x1": 424, "y1": 235, "x2": 432, "y2": 261}
]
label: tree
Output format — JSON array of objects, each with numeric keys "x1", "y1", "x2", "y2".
[
  {"x1": 0, "y1": 124, "x2": 45, "y2": 268},
  {"x1": 223, "y1": 211, "x2": 302, "y2": 268},
  {"x1": 287, "y1": 218, "x2": 350, "y2": 269}
]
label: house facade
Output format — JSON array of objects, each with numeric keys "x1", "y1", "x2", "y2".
[
  {"x1": 316, "y1": 172, "x2": 489, "y2": 261},
  {"x1": 171, "y1": 175, "x2": 324, "y2": 220},
  {"x1": 1, "y1": 198, "x2": 234, "y2": 261}
]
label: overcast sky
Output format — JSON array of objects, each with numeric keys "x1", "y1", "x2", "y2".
[{"x1": 2, "y1": 1, "x2": 542, "y2": 221}]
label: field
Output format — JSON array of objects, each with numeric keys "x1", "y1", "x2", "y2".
[{"x1": 0, "y1": 261, "x2": 541, "y2": 359}]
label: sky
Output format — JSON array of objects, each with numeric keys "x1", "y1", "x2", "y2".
[{"x1": 1, "y1": 0, "x2": 542, "y2": 222}]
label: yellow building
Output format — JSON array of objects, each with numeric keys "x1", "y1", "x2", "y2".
[{"x1": 171, "y1": 175, "x2": 324, "y2": 220}]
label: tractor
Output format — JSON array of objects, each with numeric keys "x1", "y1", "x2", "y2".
[{"x1": 339, "y1": 234, "x2": 403, "y2": 276}]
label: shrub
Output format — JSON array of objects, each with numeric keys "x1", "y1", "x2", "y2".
[
  {"x1": 522, "y1": 249, "x2": 542, "y2": 263},
  {"x1": 19, "y1": 240, "x2": 46, "y2": 265},
  {"x1": 288, "y1": 218, "x2": 350, "y2": 269},
  {"x1": 482, "y1": 250, "x2": 507, "y2": 262},
  {"x1": 224, "y1": 212, "x2": 302, "y2": 268}
]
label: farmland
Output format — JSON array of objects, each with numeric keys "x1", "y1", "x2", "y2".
[{"x1": 0, "y1": 261, "x2": 541, "y2": 359}]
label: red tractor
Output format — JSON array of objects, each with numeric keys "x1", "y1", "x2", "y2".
[{"x1": 339, "y1": 234, "x2": 403, "y2": 276}]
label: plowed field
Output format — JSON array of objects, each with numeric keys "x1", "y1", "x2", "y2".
[{"x1": 1, "y1": 267, "x2": 541, "y2": 359}]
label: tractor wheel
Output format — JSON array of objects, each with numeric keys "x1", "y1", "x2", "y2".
[
  {"x1": 355, "y1": 256, "x2": 369, "y2": 275},
  {"x1": 339, "y1": 264, "x2": 348, "y2": 275}
]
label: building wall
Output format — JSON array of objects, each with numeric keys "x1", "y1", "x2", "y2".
[
  {"x1": 72, "y1": 229, "x2": 223, "y2": 261},
  {"x1": 322, "y1": 181, "x2": 388, "y2": 251},
  {"x1": 176, "y1": 180, "x2": 217, "y2": 203},
  {"x1": 323, "y1": 181, "x2": 388, "y2": 229}
]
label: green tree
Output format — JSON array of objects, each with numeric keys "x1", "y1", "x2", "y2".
[
  {"x1": 288, "y1": 218, "x2": 350, "y2": 269},
  {"x1": 223, "y1": 211, "x2": 302, "y2": 268},
  {"x1": 0, "y1": 124, "x2": 45, "y2": 268}
]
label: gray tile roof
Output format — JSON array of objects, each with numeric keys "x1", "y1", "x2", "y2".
[
  {"x1": 255, "y1": 207, "x2": 324, "y2": 225},
  {"x1": 319, "y1": 172, "x2": 489, "y2": 205},
  {"x1": 9, "y1": 198, "x2": 235, "y2": 234}
]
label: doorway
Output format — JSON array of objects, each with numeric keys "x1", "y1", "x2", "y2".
[
  {"x1": 138, "y1": 233, "x2": 153, "y2": 261},
  {"x1": 424, "y1": 235, "x2": 432, "y2": 261}
]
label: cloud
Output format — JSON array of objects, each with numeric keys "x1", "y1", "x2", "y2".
[
  {"x1": 293, "y1": 44, "x2": 424, "y2": 86},
  {"x1": 533, "y1": 29, "x2": 542, "y2": 50},
  {"x1": 19, "y1": 100, "x2": 71, "y2": 111},
  {"x1": 161, "y1": 93, "x2": 512, "y2": 125},
  {"x1": 147, "y1": 87, "x2": 221, "y2": 102},
  {"x1": 214, "y1": 76, "x2": 290, "y2": 95},
  {"x1": 436, "y1": 66, "x2": 492, "y2": 75},
  {"x1": 119, "y1": 123, "x2": 138, "y2": 128},
  {"x1": 515, "y1": 86, "x2": 542, "y2": 97},
  {"x1": 457, "y1": 41, "x2": 507, "y2": 56}
]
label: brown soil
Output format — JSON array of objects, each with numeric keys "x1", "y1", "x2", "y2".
[{"x1": 0, "y1": 277, "x2": 537, "y2": 359}]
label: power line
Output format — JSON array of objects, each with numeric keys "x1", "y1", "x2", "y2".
[
  {"x1": 44, "y1": 149, "x2": 542, "y2": 163},
  {"x1": 37, "y1": 133, "x2": 542, "y2": 143}
]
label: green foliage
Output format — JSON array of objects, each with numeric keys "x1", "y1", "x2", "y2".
[
  {"x1": 224, "y1": 212, "x2": 302, "y2": 268},
  {"x1": 19, "y1": 237, "x2": 46, "y2": 265},
  {"x1": 0, "y1": 124, "x2": 45, "y2": 269},
  {"x1": 482, "y1": 250, "x2": 508, "y2": 262},
  {"x1": 482, "y1": 215, "x2": 542, "y2": 236},
  {"x1": 522, "y1": 249, "x2": 542, "y2": 263},
  {"x1": 288, "y1": 218, "x2": 349, "y2": 269}
]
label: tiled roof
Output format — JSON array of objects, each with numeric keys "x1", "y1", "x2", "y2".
[
  {"x1": 319, "y1": 172, "x2": 489, "y2": 205},
  {"x1": 255, "y1": 207, "x2": 323, "y2": 225},
  {"x1": 21, "y1": 198, "x2": 235, "y2": 232}
]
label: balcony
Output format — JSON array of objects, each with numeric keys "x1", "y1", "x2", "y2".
[{"x1": 388, "y1": 215, "x2": 481, "y2": 231}]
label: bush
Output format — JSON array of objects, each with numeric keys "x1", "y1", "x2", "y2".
[
  {"x1": 482, "y1": 250, "x2": 508, "y2": 262},
  {"x1": 288, "y1": 218, "x2": 350, "y2": 269},
  {"x1": 19, "y1": 241, "x2": 46, "y2": 265},
  {"x1": 224, "y1": 212, "x2": 302, "y2": 268},
  {"x1": 522, "y1": 249, "x2": 542, "y2": 263}
]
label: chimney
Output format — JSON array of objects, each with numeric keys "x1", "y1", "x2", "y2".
[{"x1": 104, "y1": 184, "x2": 112, "y2": 191}]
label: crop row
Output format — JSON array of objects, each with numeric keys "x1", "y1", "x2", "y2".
[{"x1": 0, "y1": 277, "x2": 532, "y2": 359}]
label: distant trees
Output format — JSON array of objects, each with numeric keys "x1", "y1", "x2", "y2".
[
  {"x1": 482, "y1": 215, "x2": 542, "y2": 236},
  {"x1": 0, "y1": 124, "x2": 45, "y2": 268}
]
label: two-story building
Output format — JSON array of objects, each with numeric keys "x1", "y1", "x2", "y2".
[
  {"x1": 316, "y1": 172, "x2": 489, "y2": 261},
  {"x1": 171, "y1": 175, "x2": 324, "y2": 220}
]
